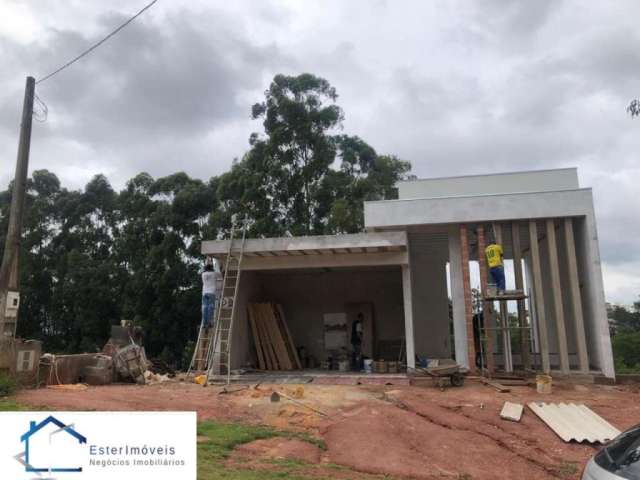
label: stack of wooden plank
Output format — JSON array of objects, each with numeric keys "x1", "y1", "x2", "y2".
[{"x1": 248, "y1": 303, "x2": 302, "y2": 371}]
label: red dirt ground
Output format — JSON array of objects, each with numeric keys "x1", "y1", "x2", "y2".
[
  {"x1": 14, "y1": 379, "x2": 640, "y2": 479},
  {"x1": 233, "y1": 437, "x2": 323, "y2": 464}
]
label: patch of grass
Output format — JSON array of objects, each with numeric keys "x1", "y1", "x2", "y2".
[
  {"x1": 0, "y1": 398, "x2": 49, "y2": 411},
  {"x1": 267, "y1": 458, "x2": 309, "y2": 468},
  {"x1": 196, "y1": 421, "x2": 322, "y2": 480},
  {"x1": 557, "y1": 461, "x2": 579, "y2": 477},
  {"x1": 0, "y1": 372, "x2": 16, "y2": 396}
]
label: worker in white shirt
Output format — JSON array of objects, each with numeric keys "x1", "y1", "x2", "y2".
[{"x1": 201, "y1": 261, "x2": 223, "y2": 329}]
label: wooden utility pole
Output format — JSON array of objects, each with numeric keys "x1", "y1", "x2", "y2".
[{"x1": 0, "y1": 76, "x2": 35, "y2": 368}]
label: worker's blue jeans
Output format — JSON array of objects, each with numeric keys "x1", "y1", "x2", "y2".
[
  {"x1": 489, "y1": 266, "x2": 506, "y2": 291},
  {"x1": 202, "y1": 293, "x2": 217, "y2": 329}
]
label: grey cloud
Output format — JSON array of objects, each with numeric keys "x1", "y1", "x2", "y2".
[
  {"x1": 1, "y1": 0, "x2": 640, "y2": 303},
  {"x1": 0, "y1": 4, "x2": 292, "y2": 188}
]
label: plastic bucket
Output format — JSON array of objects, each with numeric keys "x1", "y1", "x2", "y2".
[
  {"x1": 536, "y1": 374, "x2": 552, "y2": 394},
  {"x1": 364, "y1": 359, "x2": 373, "y2": 373}
]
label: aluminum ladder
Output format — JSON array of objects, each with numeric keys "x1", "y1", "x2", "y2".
[
  {"x1": 204, "y1": 219, "x2": 248, "y2": 385},
  {"x1": 187, "y1": 323, "x2": 214, "y2": 375}
]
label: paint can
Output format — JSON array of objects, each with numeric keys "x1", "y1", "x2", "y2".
[
  {"x1": 387, "y1": 361, "x2": 399, "y2": 373},
  {"x1": 374, "y1": 360, "x2": 388, "y2": 373},
  {"x1": 536, "y1": 374, "x2": 552, "y2": 394},
  {"x1": 338, "y1": 360, "x2": 349, "y2": 372}
]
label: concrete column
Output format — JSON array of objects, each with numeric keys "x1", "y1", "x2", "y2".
[
  {"x1": 448, "y1": 225, "x2": 469, "y2": 369},
  {"x1": 581, "y1": 214, "x2": 614, "y2": 377},
  {"x1": 402, "y1": 264, "x2": 416, "y2": 370},
  {"x1": 476, "y1": 225, "x2": 494, "y2": 373},
  {"x1": 563, "y1": 218, "x2": 589, "y2": 373},
  {"x1": 459, "y1": 225, "x2": 476, "y2": 372},
  {"x1": 511, "y1": 221, "x2": 531, "y2": 370},
  {"x1": 545, "y1": 219, "x2": 570, "y2": 374},
  {"x1": 529, "y1": 220, "x2": 551, "y2": 373}
]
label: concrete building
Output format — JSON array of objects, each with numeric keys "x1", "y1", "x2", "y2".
[{"x1": 202, "y1": 167, "x2": 615, "y2": 378}]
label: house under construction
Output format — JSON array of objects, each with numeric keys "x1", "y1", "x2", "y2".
[{"x1": 200, "y1": 168, "x2": 615, "y2": 380}]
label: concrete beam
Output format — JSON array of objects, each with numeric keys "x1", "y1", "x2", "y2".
[
  {"x1": 529, "y1": 220, "x2": 551, "y2": 373},
  {"x1": 545, "y1": 219, "x2": 570, "y2": 374},
  {"x1": 563, "y1": 218, "x2": 589, "y2": 373},
  {"x1": 214, "y1": 251, "x2": 408, "y2": 271},
  {"x1": 202, "y1": 231, "x2": 408, "y2": 256}
]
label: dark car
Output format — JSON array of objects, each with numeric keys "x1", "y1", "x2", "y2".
[{"x1": 583, "y1": 425, "x2": 640, "y2": 479}]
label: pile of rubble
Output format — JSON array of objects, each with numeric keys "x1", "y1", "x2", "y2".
[{"x1": 39, "y1": 324, "x2": 174, "y2": 387}]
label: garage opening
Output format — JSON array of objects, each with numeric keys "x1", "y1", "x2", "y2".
[{"x1": 231, "y1": 266, "x2": 406, "y2": 377}]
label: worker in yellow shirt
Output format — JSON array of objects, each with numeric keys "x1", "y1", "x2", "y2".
[{"x1": 485, "y1": 241, "x2": 505, "y2": 293}]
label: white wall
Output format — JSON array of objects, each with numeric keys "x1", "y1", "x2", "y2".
[
  {"x1": 397, "y1": 168, "x2": 579, "y2": 199},
  {"x1": 365, "y1": 189, "x2": 595, "y2": 229},
  {"x1": 408, "y1": 231, "x2": 451, "y2": 360}
]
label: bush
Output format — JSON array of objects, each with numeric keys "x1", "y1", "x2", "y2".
[
  {"x1": 612, "y1": 330, "x2": 640, "y2": 373},
  {"x1": 0, "y1": 372, "x2": 16, "y2": 396}
]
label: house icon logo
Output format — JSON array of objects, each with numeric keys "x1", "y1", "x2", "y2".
[{"x1": 16, "y1": 415, "x2": 87, "y2": 474}]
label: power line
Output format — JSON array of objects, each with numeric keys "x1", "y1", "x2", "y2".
[
  {"x1": 33, "y1": 93, "x2": 48, "y2": 122},
  {"x1": 36, "y1": 0, "x2": 159, "y2": 85}
]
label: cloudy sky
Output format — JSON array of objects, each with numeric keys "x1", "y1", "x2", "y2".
[{"x1": 1, "y1": 0, "x2": 639, "y2": 304}]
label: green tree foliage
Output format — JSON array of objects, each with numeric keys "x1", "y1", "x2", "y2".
[
  {"x1": 608, "y1": 300, "x2": 640, "y2": 333},
  {"x1": 213, "y1": 73, "x2": 412, "y2": 237},
  {"x1": 0, "y1": 73, "x2": 412, "y2": 367},
  {"x1": 608, "y1": 299, "x2": 640, "y2": 373}
]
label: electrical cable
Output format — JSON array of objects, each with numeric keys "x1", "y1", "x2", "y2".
[
  {"x1": 33, "y1": 93, "x2": 48, "y2": 122},
  {"x1": 36, "y1": 0, "x2": 159, "y2": 85}
]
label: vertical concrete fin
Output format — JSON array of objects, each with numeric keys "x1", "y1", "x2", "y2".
[
  {"x1": 563, "y1": 218, "x2": 589, "y2": 373},
  {"x1": 511, "y1": 221, "x2": 531, "y2": 370},
  {"x1": 545, "y1": 219, "x2": 570, "y2": 373},
  {"x1": 448, "y1": 226, "x2": 469, "y2": 369},
  {"x1": 402, "y1": 264, "x2": 415, "y2": 370},
  {"x1": 529, "y1": 220, "x2": 551, "y2": 373},
  {"x1": 476, "y1": 225, "x2": 495, "y2": 373},
  {"x1": 459, "y1": 224, "x2": 476, "y2": 373}
]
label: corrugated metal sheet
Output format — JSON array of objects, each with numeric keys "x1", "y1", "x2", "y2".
[{"x1": 528, "y1": 402, "x2": 621, "y2": 444}]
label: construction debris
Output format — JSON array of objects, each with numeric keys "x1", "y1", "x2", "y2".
[
  {"x1": 270, "y1": 390, "x2": 328, "y2": 417},
  {"x1": 143, "y1": 370, "x2": 171, "y2": 385},
  {"x1": 46, "y1": 383, "x2": 89, "y2": 391},
  {"x1": 40, "y1": 353, "x2": 113, "y2": 386},
  {"x1": 248, "y1": 303, "x2": 302, "y2": 370},
  {"x1": 528, "y1": 402, "x2": 621, "y2": 443},
  {"x1": 480, "y1": 378, "x2": 511, "y2": 393},
  {"x1": 113, "y1": 344, "x2": 148, "y2": 384},
  {"x1": 500, "y1": 402, "x2": 524, "y2": 422}
]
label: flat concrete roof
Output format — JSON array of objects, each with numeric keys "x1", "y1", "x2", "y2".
[
  {"x1": 397, "y1": 167, "x2": 579, "y2": 200},
  {"x1": 202, "y1": 231, "x2": 407, "y2": 257}
]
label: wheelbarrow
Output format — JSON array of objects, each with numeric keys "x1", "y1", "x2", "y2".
[{"x1": 413, "y1": 364, "x2": 465, "y2": 390}]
